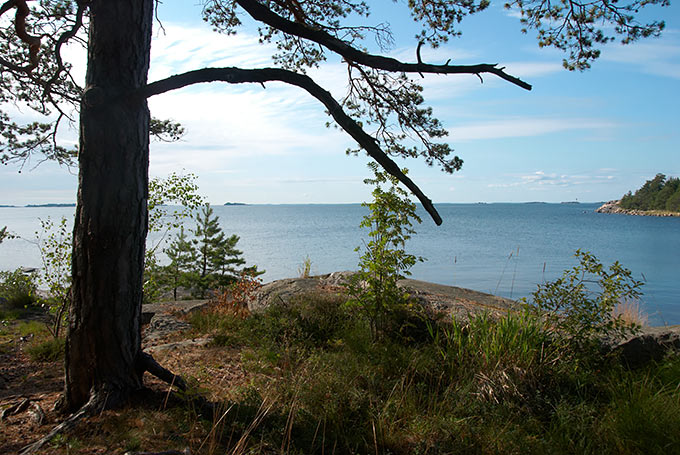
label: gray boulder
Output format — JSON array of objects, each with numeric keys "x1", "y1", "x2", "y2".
[{"x1": 608, "y1": 326, "x2": 680, "y2": 368}]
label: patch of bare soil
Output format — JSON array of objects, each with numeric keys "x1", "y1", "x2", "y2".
[{"x1": 0, "y1": 342, "x2": 63, "y2": 454}]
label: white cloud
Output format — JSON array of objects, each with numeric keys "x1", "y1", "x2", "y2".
[
  {"x1": 147, "y1": 83, "x2": 356, "y2": 177},
  {"x1": 602, "y1": 40, "x2": 680, "y2": 79},
  {"x1": 488, "y1": 171, "x2": 616, "y2": 189},
  {"x1": 499, "y1": 61, "x2": 563, "y2": 78},
  {"x1": 449, "y1": 117, "x2": 617, "y2": 141},
  {"x1": 149, "y1": 24, "x2": 275, "y2": 81}
]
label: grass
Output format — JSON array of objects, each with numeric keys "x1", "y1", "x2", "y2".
[
  {"x1": 27, "y1": 337, "x2": 65, "y2": 362},
  {"x1": 7, "y1": 291, "x2": 677, "y2": 454},
  {"x1": 178, "y1": 292, "x2": 680, "y2": 454},
  {"x1": 298, "y1": 256, "x2": 312, "y2": 278},
  {"x1": 0, "y1": 308, "x2": 62, "y2": 359},
  {"x1": 613, "y1": 299, "x2": 649, "y2": 327}
]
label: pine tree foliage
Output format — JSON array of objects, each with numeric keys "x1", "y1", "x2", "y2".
[
  {"x1": 0, "y1": 226, "x2": 10, "y2": 243},
  {"x1": 193, "y1": 204, "x2": 246, "y2": 293},
  {"x1": 619, "y1": 174, "x2": 680, "y2": 212},
  {"x1": 163, "y1": 226, "x2": 197, "y2": 301}
]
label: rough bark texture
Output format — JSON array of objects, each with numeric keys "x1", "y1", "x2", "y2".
[{"x1": 63, "y1": 0, "x2": 154, "y2": 413}]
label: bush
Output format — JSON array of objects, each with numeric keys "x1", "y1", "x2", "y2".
[
  {"x1": 0, "y1": 268, "x2": 39, "y2": 309},
  {"x1": 250, "y1": 292, "x2": 351, "y2": 349},
  {"x1": 523, "y1": 250, "x2": 643, "y2": 349}
]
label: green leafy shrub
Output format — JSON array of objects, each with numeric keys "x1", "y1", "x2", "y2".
[
  {"x1": 0, "y1": 268, "x2": 38, "y2": 308},
  {"x1": 523, "y1": 250, "x2": 643, "y2": 348},
  {"x1": 36, "y1": 217, "x2": 72, "y2": 338}
]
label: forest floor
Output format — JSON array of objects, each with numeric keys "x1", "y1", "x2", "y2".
[{"x1": 0, "y1": 298, "x2": 247, "y2": 454}]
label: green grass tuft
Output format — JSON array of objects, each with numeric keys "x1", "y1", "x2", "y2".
[{"x1": 27, "y1": 337, "x2": 65, "y2": 362}]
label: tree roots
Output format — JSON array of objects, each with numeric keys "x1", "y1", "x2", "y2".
[{"x1": 20, "y1": 351, "x2": 197, "y2": 454}]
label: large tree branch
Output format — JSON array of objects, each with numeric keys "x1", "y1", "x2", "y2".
[
  {"x1": 0, "y1": 0, "x2": 41, "y2": 71},
  {"x1": 46, "y1": 0, "x2": 87, "y2": 90},
  {"x1": 233, "y1": 0, "x2": 532, "y2": 91},
  {"x1": 139, "y1": 67, "x2": 443, "y2": 225}
]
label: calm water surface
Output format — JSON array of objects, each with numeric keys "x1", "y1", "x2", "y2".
[{"x1": 1, "y1": 203, "x2": 678, "y2": 325}]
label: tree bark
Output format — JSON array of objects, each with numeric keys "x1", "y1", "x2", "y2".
[{"x1": 62, "y1": 0, "x2": 154, "y2": 413}]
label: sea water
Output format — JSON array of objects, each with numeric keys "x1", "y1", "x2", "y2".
[{"x1": 1, "y1": 203, "x2": 678, "y2": 325}]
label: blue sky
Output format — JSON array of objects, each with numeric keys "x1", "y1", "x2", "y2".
[{"x1": 1, "y1": 1, "x2": 678, "y2": 207}]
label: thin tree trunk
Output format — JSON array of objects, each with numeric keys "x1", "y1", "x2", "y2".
[{"x1": 62, "y1": 0, "x2": 154, "y2": 413}]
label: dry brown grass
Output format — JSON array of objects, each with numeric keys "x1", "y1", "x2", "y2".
[{"x1": 612, "y1": 299, "x2": 649, "y2": 328}]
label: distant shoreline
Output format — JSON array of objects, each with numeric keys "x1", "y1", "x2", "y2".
[
  {"x1": 595, "y1": 200, "x2": 680, "y2": 217},
  {"x1": 0, "y1": 203, "x2": 76, "y2": 208},
  {"x1": 1, "y1": 202, "x2": 605, "y2": 208}
]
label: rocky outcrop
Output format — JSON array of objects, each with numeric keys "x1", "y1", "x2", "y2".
[
  {"x1": 142, "y1": 300, "x2": 210, "y2": 346},
  {"x1": 595, "y1": 200, "x2": 680, "y2": 217},
  {"x1": 250, "y1": 272, "x2": 519, "y2": 319},
  {"x1": 606, "y1": 326, "x2": 680, "y2": 368},
  {"x1": 595, "y1": 200, "x2": 623, "y2": 214}
]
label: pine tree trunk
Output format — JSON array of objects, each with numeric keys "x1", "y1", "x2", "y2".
[{"x1": 63, "y1": 0, "x2": 154, "y2": 413}]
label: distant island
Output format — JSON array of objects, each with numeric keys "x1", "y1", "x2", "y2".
[
  {"x1": 0, "y1": 204, "x2": 16, "y2": 208},
  {"x1": 596, "y1": 174, "x2": 680, "y2": 217},
  {"x1": 26, "y1": 203, "x2": 76, "y2": 207},
  {"x1": 223, "y1": 202, "x2": 247, "y2": 206}
]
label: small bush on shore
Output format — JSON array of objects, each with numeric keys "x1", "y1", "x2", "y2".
[{"x1": 523, "y1": 249, "x2": 644, "y2": 349}]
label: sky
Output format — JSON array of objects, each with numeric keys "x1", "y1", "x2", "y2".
[{"x1": 1, "y1": 0, "x2": 679, "y2": 207}]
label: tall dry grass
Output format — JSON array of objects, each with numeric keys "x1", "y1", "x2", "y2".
[{"x1": 612, "y1": 299, "x2": 648, "y2": 328}]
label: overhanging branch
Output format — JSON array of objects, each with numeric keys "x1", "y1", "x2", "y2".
[
  {"x1": 140, "y1": 67, "x2": 443, "y2": 225},
  {"x1": 234, "y1": 0, "x2": 532, "y2": 91},
  {"x1": 0, "y1": 0, "x2": 40, "y2": 72},
  {"x1": 46, "y1": 0, "x2": 87, "y2": 89}
]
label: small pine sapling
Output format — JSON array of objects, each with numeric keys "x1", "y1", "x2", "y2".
[{"x1": 347, "y1": 162, "x2": 424, "y2": 339}]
